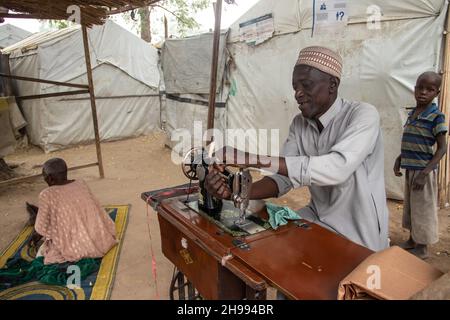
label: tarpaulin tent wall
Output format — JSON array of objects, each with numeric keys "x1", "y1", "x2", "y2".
[
  {"x1": 160, "y1": 32, "x2": 228, "y2": 155},
  {"x1": 226, "y1": 0, "x2": 449, "y2": 200},
  {"x1": 0, "y1": 24, "x2": 32, "y2": 49},
  {"x1": 2, "y1": 20, "x2": 161, "y2": 152}
]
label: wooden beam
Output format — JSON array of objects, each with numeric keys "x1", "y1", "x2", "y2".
[
  {"x1": 0, "y1": 13, "x2": 41, "y2": 19},
  {"x1": 60, "y1": 93, "x2": 160, "y2": 101},
  {"x1": 16, "y1": 89, "x2": 89, "y2": 101},
  {"x1": 106, "y1": 1, "x2": 159, "y2": 15},
  {"x1": 0, "y1": 162, "x2": 99, "y2": 187},
  {"x1": 0, "y1": 73, "x2": 89, "y2": 89},
  {"x1": 68, "y1": 162, "x2": 100, "y2": 172},
  {"x1": 106, "y1": 4, "x2": 138, "y2": 15},
  {"x1": 0, "y1": 173, "x2": 43, "y2": 186},
  {"x1": 206, "y1": 0, "x2": 223, "y2": 134},
  {"x1": 82, "y1": 24, "x2": 105, "y2": 179}
]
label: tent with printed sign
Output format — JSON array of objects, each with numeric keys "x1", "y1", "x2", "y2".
[
  {"x1": 2, "y1": 20, "x2": 161, "y2": 152},
  {"x1": 224, "y1": 0, "x2": 450, "y2": 200}
]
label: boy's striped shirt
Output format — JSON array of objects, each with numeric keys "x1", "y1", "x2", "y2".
[{"x1": 400, "y1": 103, "x2": 447, "y2": 170}]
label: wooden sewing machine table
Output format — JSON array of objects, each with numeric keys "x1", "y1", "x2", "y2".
[{"x1": 142, "y1": 184, "x2": 372, "y2": 300}]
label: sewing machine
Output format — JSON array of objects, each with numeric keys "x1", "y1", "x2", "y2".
[
  {"x1": 181, "y1": 148, "x2": 266, "y2": 235},
  {"x1": 142, "y1": 148, "x2": 373, "y2": 300},
  {"x1": 142, "y1": 150, "x2": 373, "y2": 300},
  {"x1": 141, "y1": 181, "x2": 373, "y2": 300}
]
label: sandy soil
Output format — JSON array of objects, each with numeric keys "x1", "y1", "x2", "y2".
[{"x1": 1, "y1": 132, "x2": 449, "y2": 299}]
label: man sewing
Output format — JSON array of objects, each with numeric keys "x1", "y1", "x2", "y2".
[
  {"x1": 31, "y1": 158, "x2": 117, "y2": 265},
  {"x1": 206, "y1": 46, "x2": 389, "y2": 252}
]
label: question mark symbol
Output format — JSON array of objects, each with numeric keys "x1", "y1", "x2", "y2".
[{"x1": 336, "y1": 11, "x2": 345, "y2": 21}]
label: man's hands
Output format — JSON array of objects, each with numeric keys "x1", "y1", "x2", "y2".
[
  {"x1": 393, "y1": 156, "x2": 402, "y2": 177},
  {"x1": 212, "y1": 146, "x2": 274, "y2": 169},
  {"x1": 205, "y1": 146, "x2": 251, "y2": 200},
  {"x1": 204, "y1": 164, "x2": 232, "y2": 200},
  {"x1": 205, "y1": 146, "x2": 283, "y2": 200}
]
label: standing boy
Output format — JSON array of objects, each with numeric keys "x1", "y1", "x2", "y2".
[{"x1": 394, "y1": 71, "x2": 447, "y2": 259}]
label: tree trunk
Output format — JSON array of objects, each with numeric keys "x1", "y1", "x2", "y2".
[
  {"x1": 164, "y1": 14, "x2": 168, "y2": 39},
  {"x1": 139, "y1": 6, "x2": 151, "y2": 43}
]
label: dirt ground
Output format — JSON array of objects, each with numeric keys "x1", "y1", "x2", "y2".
[{"x1": 1, "y1": 132, "x2": 449, "y2": 299}]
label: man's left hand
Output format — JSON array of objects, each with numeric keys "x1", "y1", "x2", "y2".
[{"x1": 412, "y1": 171, "x2": 428, "y2": 191}]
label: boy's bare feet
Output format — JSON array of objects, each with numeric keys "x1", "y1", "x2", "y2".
[
  {"x1": 398, "y1": 236, "x2": 416, "y2": 249},
  {"x1": 408, "y1": 244, "x2": 429, "y2": 260}
]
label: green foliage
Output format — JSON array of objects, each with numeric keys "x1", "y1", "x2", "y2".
[
  {"x1": 40, "y1": 0, "x2": 211, "y2": 36},
  {"x1": 121, "y1": 0, "x2": 211, "y2": 39},
  {"x1": 159, "y1": 0, "x2": 210, "y2": 35},
  {"x1": 45, "y1": 20, "x2": 73, "y2": 30}
]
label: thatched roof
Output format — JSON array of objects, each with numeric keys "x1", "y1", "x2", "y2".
[{"x1": 0, "y1": 1, "x2": 162, "y2": 26}]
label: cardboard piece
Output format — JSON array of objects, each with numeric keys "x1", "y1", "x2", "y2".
[{"x1": 337, "y1": 246, "x2": 443, "y2": 300}]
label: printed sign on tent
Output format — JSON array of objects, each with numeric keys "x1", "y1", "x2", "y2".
[
  {"x1": 239, "y1": 13, "x2": 275, "y2": 46},
  {"x1": 313, "y1": 0, "x2": 348, "y2": 36}
]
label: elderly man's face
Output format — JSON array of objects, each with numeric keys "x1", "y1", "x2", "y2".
[{"x1": 292, "y1": 65, "x2": 338, "y2": 120}]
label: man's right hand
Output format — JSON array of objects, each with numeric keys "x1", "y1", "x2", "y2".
[
  {"x1": 205, "y1": 164, "x2": 232, "y2": 200},
  {"x1": 393, "y1": 156, "x2": 402, "y2": 177}
]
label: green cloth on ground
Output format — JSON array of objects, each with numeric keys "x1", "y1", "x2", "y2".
[
  {"x1": 266, "y1": 202, "x2": 301, "y2": 230},
  {"x1": 0, "y1": 256, "x2": 100, "y2": 290}
]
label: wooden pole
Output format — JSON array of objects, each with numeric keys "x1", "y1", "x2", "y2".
[
  {"x1": 0, "y1": 162, "x2": 99, "y2": 187},
  {"x1": 0, "y1": 13, "x2": 41, "y2": 19},
  {"x1": 17, "y1": 89, "x2": 89, "y2": 101},
  {"x1": 81, "y1": 24, "x2": 104, "y2": 178},
  {"x1": 0, "y1": 55, "x2": 13, "y2": 96},
  {"x1": 438, "y1": 4, "x2": 450, "y2": 208},
  {"x1": 206, "y1": 0, "x2": 223, "y2": 133},
  {"x1": 0, "y1": 73, "x2": 89, "y2": 89},
  {"x1": 164, "y1": 15, "x2": 168, "y2": 39}
]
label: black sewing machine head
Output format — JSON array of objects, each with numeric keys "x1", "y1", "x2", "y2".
[
  {"x1": 181, "y1": 148, "x2": 266, "y2": 236},
  {"x1": 181, "y1": 148, "x2": 232, "y2": 219}
]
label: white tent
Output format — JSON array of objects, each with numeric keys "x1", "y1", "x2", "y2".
[
  {"x1": 160, "y1": 32, "x2": 229, "y2": 155},
  {"x1": 225, "y1": 0, "x2": 449, "y2": 200},
  {"x1": 2, "y1": 20, "x2": 161, "y2": 152},
  {"x1": 0, "y1": 24, "x2": 32, "y2": 49}
]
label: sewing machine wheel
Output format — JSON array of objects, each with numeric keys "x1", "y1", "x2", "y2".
[{"x1": 181, "y1": 148, "x2": 202, "y2": 181}]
